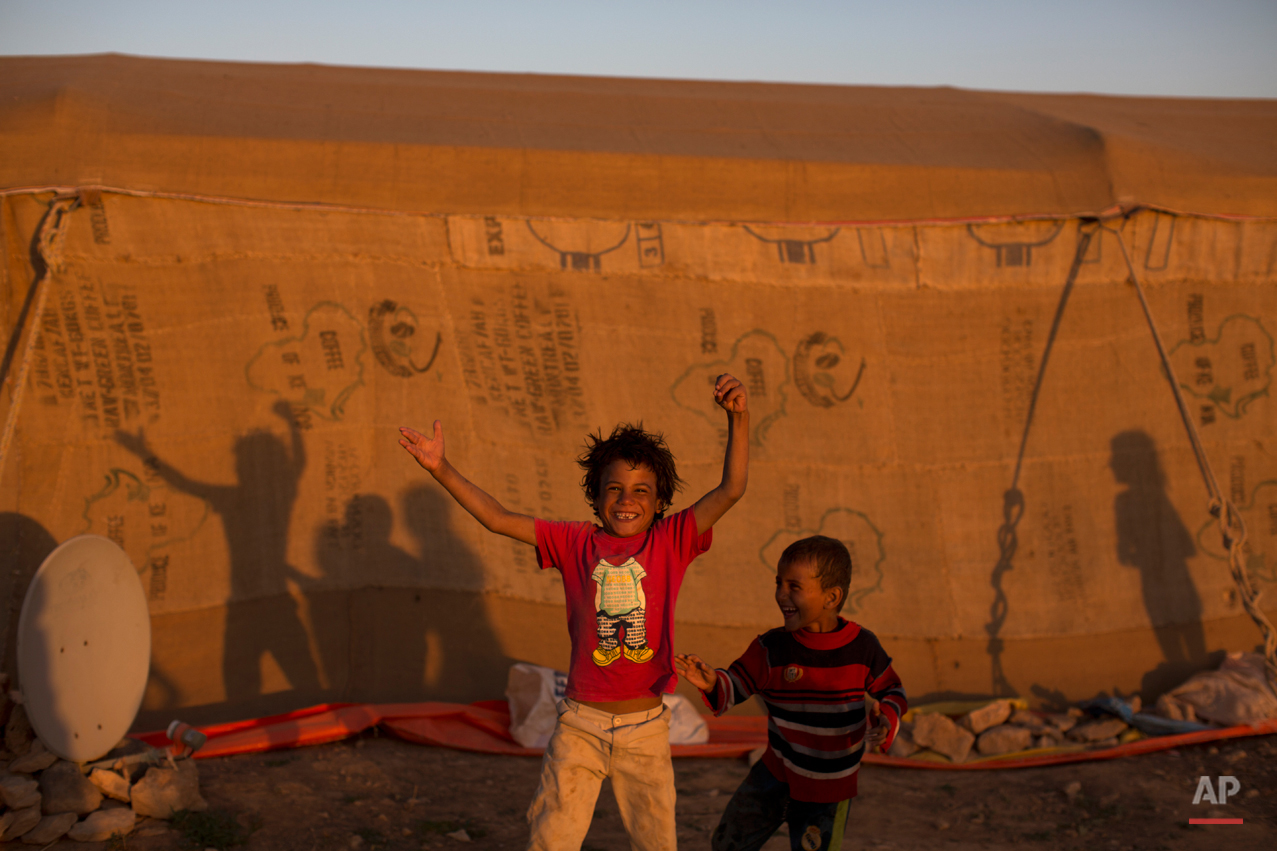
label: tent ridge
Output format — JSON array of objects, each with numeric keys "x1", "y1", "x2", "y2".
[
  {"x1": 5, "y1": 55, "x2": 1275, "y2": 220},
  {"x1": 4, "y1": 185, "x2": 1274, "y2": 227}
]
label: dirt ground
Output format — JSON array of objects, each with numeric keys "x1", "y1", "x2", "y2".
[{"x1": 22, "y1": 732, "x2": 1275, "y2": 851}]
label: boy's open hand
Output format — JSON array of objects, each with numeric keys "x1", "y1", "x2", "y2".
[
  {"x1": 674, "y1": 653, "x2": 717, "y2": 692},
  {"x1": 399, "y1": 421, "x2": 446, "y2": 472},
  {"x1": 712, "y1": 373, "x2": 747, "y2": 414},
  {"x1": 864, "y1": 716, "x2": 891, "y2": 752}
]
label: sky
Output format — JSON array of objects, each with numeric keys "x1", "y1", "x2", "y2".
[{"x1": 1, "y1": 0, "x2": 1275, "y2": 98}]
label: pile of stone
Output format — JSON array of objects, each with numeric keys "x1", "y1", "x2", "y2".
[
  {"x1": 888, "y1": 698, "x2": 1136, "y2": 763},
  {"x1": 0, "y1": 698, "x2": 207, "y2": 844}
]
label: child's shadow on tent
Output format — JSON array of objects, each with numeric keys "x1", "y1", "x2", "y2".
[
  {"x1": 1111, "y1": 430, "x2": 1208, "y2": 697},
  {"x1": 313, "y1": 487, "x2": 512, "y2": 703},
  {"x1": 0, "y1": 512, "x2": 58, "y2": 677},
  {"x1": 117, "y1": 403, "x2": 321, "y2": 708}
]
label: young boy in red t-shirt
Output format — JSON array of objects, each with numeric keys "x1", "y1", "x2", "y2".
[
  {"x1": 676, "y1": 536, "x2": 908, "y2": 851},
  {"x1": 399, "y1": 374, "x2": 748, "y2": 851}
]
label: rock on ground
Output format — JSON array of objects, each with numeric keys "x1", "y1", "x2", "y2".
[
  {"x1": 131, "y1": 759, "x2": 207, "y2": 819},
  {"x1": 9, "y1": 739, "x2": 57, "y2": 774},
  {"x1": 1009, "y1": 709, "x2": 1047, "y2": 731},
  {"x1": 39, "y1": 760, "x2": 102, "y2": 814},
  {"x1": 1045, "y1": 713, "x2": 1078, "y2": 732},
  {"x1": 0, "y1": 772, "x2": 41, "y2": 809},
  {"x1": 911, "y1": 713, "x2": 975, "y2": 763},
  {"x1": 68, "y1": 807, "x2": 137, "y2": 842},
  {"x1": 976, "y1": 724, "x2": 1033, "y2": 756},
  {"x1": 888, "y1": 726, "x2": 920, "y2": 757},
  {"x1": 89, "y1": 767, "x2": 131, "y2": 801},
  {"x1": 1068, "y1": 718, "x2": 1128, "y2": 742},
  {"x1": 961, "y1": 700, "x2": 1014, "y2": 734},
  {"x1": 0, "y1": 806, "x2": 41, "y2": 841},
  {"x1": 20, "y1": 812, "x2": 77, "y2": 845}
]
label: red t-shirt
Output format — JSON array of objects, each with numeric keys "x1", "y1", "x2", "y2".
[{"x1": 534, "y1": 508, "x2": 712, "y2": 702}]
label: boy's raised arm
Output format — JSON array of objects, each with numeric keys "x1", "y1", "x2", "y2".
[
  {"x1": 400, "y1": 421, "x2": 536, "y2": 545},
  {"x1": 692, "y1": 373, "x2": 749, "y2": 534}
]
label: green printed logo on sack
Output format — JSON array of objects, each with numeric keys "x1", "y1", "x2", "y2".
[
  {"x1": 1169, "y1": 316, "x2": 1273, "y2": 419},
  {"x1": 246, "y1": 302, "x2": 367, "y2": 421},
  {"x1": 793, "y1": 331, "x2": 866, "y2": 409},
  {"x1": 368, "y1": 299, "x2": 442, "y2": 378},
  {"x1": 760, "y1": 508, "x2": 885, "y2": 614},
  {"x1": 672, "y1": 330, "x2": 789, "y2": 446}
]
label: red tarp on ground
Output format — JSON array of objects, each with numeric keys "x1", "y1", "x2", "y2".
[
  {"x1": 135, "y1": 701, "x2": 1277, "y2": 769},
  {"x1": 134, "y1": 701, "x2": 769, "y2": 760}
]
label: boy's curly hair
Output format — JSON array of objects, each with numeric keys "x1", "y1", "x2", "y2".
[
  {"x1": 778, "y1": 535, "x2": 852, "y2": 612},
  {"x1": 578, "y1": 423, "x2": 684, "y2": 520}
]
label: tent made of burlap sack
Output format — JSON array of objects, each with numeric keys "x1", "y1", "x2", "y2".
[{"x1": 1, "y1": 55, "x2": 1275, "y2": 727}]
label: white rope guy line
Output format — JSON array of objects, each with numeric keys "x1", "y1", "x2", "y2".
[
  {"x1": 0, "y1": 196, "x2": 79, "y2": 475},
  {"x1": 1104, "y1": 222, "x2": 1277, "y2": 687}
]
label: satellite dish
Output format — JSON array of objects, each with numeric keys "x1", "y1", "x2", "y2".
[{"x1": 16, "y1": 535, "x2": 151, "y2": 762}]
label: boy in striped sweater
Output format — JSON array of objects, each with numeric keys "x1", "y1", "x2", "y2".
[{"x1": 676, "y1": 535, "x2": 907, "y2": 851}]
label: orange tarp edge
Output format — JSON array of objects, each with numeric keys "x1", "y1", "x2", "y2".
[
  {"x1": 865, "y1": 717, "x2": 1277, "y2": 770},
  {"x1": 134, "y1": 702, "x2": 1277, "y2": 768}
]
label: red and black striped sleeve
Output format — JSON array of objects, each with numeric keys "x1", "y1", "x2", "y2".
[
  {"x1": 864, "y1": 636, "x2": 907, "y2": 751},
  {"x1": 702, "y1": 635, "x2": 769, "y2": 716}
]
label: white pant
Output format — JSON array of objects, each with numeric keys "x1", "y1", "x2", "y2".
[{"x1": 526, "y1": 699, "x2": 676, "y2": 851}]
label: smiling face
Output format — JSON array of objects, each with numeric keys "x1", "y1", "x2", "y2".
[
  {"x1": 593, "y1": 459, "x2": 662, "y2": 538},
  {"x1": 775, "y1": 557, "x2": 842, "y2": 633}
]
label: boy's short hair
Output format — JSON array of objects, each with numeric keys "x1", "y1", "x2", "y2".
[
  {"x1": 578, "y1": 423, "x2": 683, "y2": 519},
  {"x1": 778, "y1": 535, "x2": 852, "y2": 611}
]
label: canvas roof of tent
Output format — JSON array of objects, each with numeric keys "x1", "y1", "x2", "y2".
[{"x1": 2, "y1": 53, "x2": 1276, "y2": 222}]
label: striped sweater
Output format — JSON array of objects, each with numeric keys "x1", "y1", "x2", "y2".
[{"x1": 703, "y1": 619, "x2": 907, "y2": 803}]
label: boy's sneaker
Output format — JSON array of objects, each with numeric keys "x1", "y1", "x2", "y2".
[
  {"x1": 623, "y1": 646, "x2": 654, "y2": 664},
  {"x1": 592, "y1": 646, "x2": 623, "y2": 666}
]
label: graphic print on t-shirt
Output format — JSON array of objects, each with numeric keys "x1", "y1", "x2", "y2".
[{"x1": 590, "y1": 557, "x2": 654, "y2": 665}]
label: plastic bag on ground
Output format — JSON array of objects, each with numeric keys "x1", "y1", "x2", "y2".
[
  {"x1": 506, "y1": 663, "x2": 569, "y2": 748},
  {"x1": 664, "y1": 691, "x2": 711, "y2": 745},
  {"x1": 1080, "y1": 695, "x2": 1209, "y2": 736},
  {"x1": 505, "y1": 662, "x2": 709, "y2": 748},
  {"x1": 1160, "y1": 652, "x2": 1277, "y2": 727}
]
